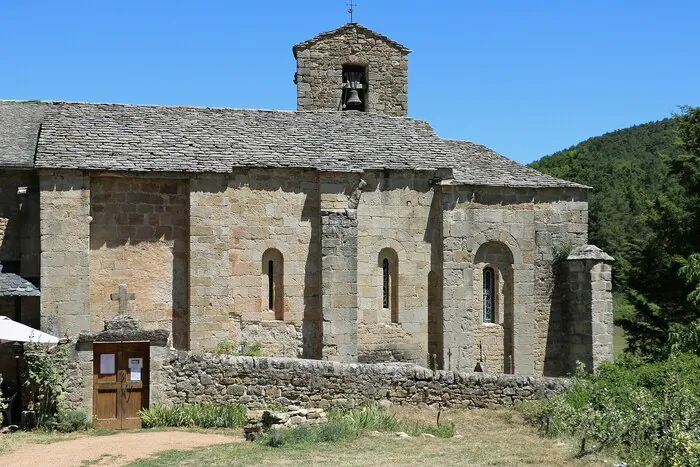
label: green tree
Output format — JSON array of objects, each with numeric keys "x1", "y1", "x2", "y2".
[{"x1": 619, "y1": 106, "x2": 700, "y2": 359}]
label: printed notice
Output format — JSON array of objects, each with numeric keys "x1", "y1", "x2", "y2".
[
  {"x1": 100, "y1": 354, "x2": 115, "y2": 374},
  {"x1": 129, "y1": 357, "x2": 143, "y2": 381}
]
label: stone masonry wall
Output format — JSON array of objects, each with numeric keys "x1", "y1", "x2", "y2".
[
  {"x1": 296, "y1": 25, "x2": 409, "y2": 116},
  {"x1": 160, "y1": 353, "x2": 570, "y2": 410},
  {"x1": 533, "y1": 188, "x2": 589, "y2": 376},
  {"x1": 0, "y1": 170, "x2": 32, "y2": 265},
  {"x1": 227, "y1": 169, "x2": 320, "y2": 358},
  {"x1": 88, "y1": 177, "x2": 189, "y2": 347},
  {"x1": 356, "y1": 171, "x2": 435, "y2": 365},
  {"x1": 563, "y1": 246, "x2": 614, "y2": 374},
  {"x1": 40, "y1": 170, "x2": 91, "y2": 337},
  {"x1": 441, "y1": 186, "x2": 536, "y2": 374},
  {"x1": 189, "y1": 175, "x2": 230, "y2": 351}
]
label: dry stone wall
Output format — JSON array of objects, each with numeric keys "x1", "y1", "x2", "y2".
[{"x1": 160, "y1": 353, "x2": 570, "y2": 409}]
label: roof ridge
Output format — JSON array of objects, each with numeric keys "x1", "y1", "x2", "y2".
[{"x1": 293, "y1": 22, "x2": 411, "y2": 58}]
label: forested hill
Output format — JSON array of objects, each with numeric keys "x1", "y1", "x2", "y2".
[{"x1": 529, "y1": 118, "x2": 682, "y2": 287}]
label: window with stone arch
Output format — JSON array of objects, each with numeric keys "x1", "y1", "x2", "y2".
[
  {"x1": 262, "y1": 248, "x2": 284, "y2": 320},
  {"x1": 482, "y1": 267, "x2": 496, "y2": 323},
  {"x1": 378, "y1": 248, "x2": 399, "y2": 323}
]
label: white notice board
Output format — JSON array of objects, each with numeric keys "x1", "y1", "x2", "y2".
[
  {"x1": 129, "y1": 357, "x2": 143, "y2": 381},
  {"x1": 100, "y1": 354, "x2": 115, "y2": 374}
]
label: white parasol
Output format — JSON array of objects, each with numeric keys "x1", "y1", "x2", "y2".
[{"x1": 0, "y1": 316, "x2": 59, "y2": 344}]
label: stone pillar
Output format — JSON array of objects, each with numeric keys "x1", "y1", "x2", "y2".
[
  {"x1": 564, "y1": 245, "x2": 614, "y2": 372},
  {"x1": 39, "y1": 170, "x2": 91, "y2": 337},
  {"x1": 320, "y1": 209, "x2": 358, "y2": 362},
  {"x1": 189, "y1": 175, "x2": 230, "y2": 350}
]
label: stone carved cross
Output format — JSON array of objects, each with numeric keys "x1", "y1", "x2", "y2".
[{"x1": 110, "y1": 284, "x2": 135, "y2": 315}]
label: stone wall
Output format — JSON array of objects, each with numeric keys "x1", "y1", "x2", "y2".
[
  {"x1": 227, "y1": 169, "x2": 320, "y2": 358},
  {"x1": 440, "y1": 186, "x2": 536, "y2": 373},
  {"x1": 356, "y1": 171, "x2": 435, "y2": 365},
  {"x1": 533, "y1": 189, "x2": 589, "y2": 376},
  {"x1": 439, "y1": 186, "x2": 590, "y2": 375},
  {"x1": 189, "y1": 175, "x2": 230, "y2": 351},
  {"x1": 296, "y1": 25, "x2": 410, "y2": 116},
  {"x1": 160, "y1": 353, "x2": 570, "y2": 409},
  {"x1": 563, "y1": 245, "x2": 614, "y2": 373},
  {"x1": 88, "y1": 177, "x2": 189, "y2": 346},
  {"x1": 40, "y1": 170, "x2": 91, "y2": 337},
  {"x1": 0, "y1": 170, "x2": 33, "y2": 266}
]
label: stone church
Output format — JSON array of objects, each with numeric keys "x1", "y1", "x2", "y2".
[{"x1": 0, "y1": 22, "x2": 613, "y2": 400}]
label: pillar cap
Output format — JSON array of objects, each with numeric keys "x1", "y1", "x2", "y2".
[{"x1": 566, "y1": 244, "x2": 614, "y2": 262}]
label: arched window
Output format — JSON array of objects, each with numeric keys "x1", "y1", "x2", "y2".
[
  {"x1": 482, "y1": 267, "x2": 496, "y2": 323},
  {"x1": 378, "y1": 248, "x2": 399, "y2": 323},
  {"x1": 262, "y1": 249, "x2": 284, "y2": 320}
]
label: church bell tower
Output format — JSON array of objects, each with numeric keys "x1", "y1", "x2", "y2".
[{"x1": 292, "y1": 23, "x2": 411, "y2": 116}]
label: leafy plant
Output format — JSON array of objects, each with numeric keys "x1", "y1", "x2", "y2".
[
  {"x1": 140, "y1": 403, "x2": 246, "y2": 428},
  {"x1": 0, "y1": 373, "x2": 6, "y2": 425},
  {"x1": 23, "y1": 343, "x2": 69, "y2": 428},
  {"x1": 55, "y1": 410, "x2": 90, "y2": 432},
  {"x1": 523, "y1": 354, "x2": 700, "y2": 465},
  {"x1": 207, "y1": 340, "x2": 263, "y2": 357}
]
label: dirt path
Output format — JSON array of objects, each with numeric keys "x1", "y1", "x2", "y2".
[{"x1": 0, "y1": 431, "x2": 242, "y2": 467}]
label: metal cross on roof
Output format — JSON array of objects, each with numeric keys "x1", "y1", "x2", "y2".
[{"x1": 348, "y1": 0, "x2": 356, "y2": 23}]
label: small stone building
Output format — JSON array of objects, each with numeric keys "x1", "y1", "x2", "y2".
[{"x1": 0, "y1": 23, "x2": 613, "y2": 417}]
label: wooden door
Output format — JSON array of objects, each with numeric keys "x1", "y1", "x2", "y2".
[{"x1": 93, "y1": 341, "x2": 149, "y2": 429}]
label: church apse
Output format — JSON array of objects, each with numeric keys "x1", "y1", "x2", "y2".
[{"x1": 88, "y1": 177, "x2": 189, "y2": 349}]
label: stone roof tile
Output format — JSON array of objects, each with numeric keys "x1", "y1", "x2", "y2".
[
  {"x1": 444, "y1": 140, "x2": 589, "y2": 189},
  {"x1": 0, "y1": 101, "x2": 47, "y2": 168},
  {"x1": 293, "y1": 22, "x2": 411, "y2": 58},
  {"x1": 27, "y1": 101, "x2": 585, "y2": 189},
  {"x1": 35, "y1": 102, "x2": 455, "y2": 173},
  {"x1": 0, "y1": 272, "x2": 40, "y2": 297}
]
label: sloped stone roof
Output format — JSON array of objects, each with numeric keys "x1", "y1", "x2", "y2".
[
  {"x1": 0, "y1": 101, "x2": 46, "y2": 168},
  {"x1": 0, "y1": 269, "x2": 40, "y2": 297},
  {"x1": 444, "y1": 140, "x2": 589, "y2": 188},
  {"x1": 35, "y1": 102, "x2": 456, "y2": 173},
  {"x1": 0, "y1": 100, "x2": 585, "y2": 188},
  {"x1": 293, "y1": 23, "x2": 411, "y2": 58}
]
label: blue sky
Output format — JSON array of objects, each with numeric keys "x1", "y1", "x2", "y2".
[{"x1": 2, "y1": 1, "x2": 698, "y2": 163}]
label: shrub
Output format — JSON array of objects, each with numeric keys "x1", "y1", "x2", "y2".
[
  {"x1": 140, "y1": 403, "x2": 246, "y2": 428},
  {"x1": 207, "y1": 340, "x2": 263, "y2": 357},
  {"x1": 525, "y1": 353, "x2": 700, "y2": 465},
  {"x1": 55, "y1": 410, "x2": 90, "y2": 432},
  {"x1": 23, "y1": 343, "x2": 69, "y2": 428}
]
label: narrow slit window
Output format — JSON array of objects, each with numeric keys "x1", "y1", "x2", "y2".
[
  {"x1": 382, "y1": 258, "x2": 390, "y2": 309},
  {"x1": 268, "y1": 260, "x2": 274, "y2": 310},
  {"x1": 483, "y1": 267, "x2": 495, "y2": 323},
  {"x1": 262, "y1": 248, "x2": 284, "y2": 320}
]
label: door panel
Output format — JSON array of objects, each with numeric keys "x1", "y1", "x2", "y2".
[
  {"x1": 93, "y1": 341, "x2": 149, "y2": 429},
  {"x1": 121, "y1": 342, "x2": 149, "y2": 429}
]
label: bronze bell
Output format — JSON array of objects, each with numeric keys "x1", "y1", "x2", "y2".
[{"x1": 346, "y1": 89, "x2": 362, "y2": 107}]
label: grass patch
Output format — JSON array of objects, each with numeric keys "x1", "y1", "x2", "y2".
[
  {"x1": 140, "y1": 403, "x2": 246, "y2": 429},
  {"x1": 127, "y1": 408, "x2": 607, "y2": 466},
  {"x1": 257, "y1": 404, "x2": 454, "y2": 448},
  {"x1": 613, "y1": 325, "x2": 628, "y2": 357}
]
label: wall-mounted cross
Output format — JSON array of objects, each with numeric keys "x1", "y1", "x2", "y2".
[{"x1": 110, "y1": 283, "x2": 136, "y2": 315}]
